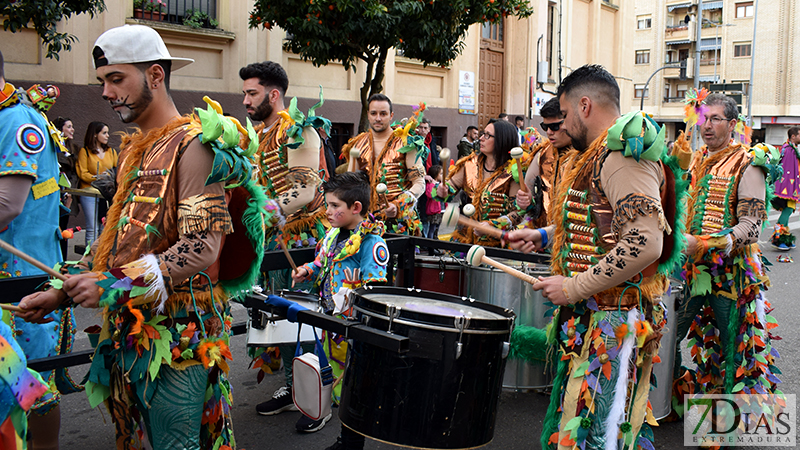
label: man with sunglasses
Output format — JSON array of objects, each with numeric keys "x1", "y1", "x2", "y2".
[
  {"x1": 672, "y1": 93, "x2": 778, "y2": 405},
  {"x1": 517, "y1": 97, "x2": 573, "y2": 228},
  {"x1": 240, "y1": 61, "x2": 333, "y2": 432}
]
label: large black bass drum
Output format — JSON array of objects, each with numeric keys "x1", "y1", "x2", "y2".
[{"x1": 339, "y1": 286, "x2": 515, "y2": 449}]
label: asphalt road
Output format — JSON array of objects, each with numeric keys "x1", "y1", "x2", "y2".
[{"x1": 55, "y1": 210, "x2": 799, "y2": 449}]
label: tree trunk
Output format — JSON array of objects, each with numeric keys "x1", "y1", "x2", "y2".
[{"x1": 357, "y1": 47, "x2": 389, "y2": 133}]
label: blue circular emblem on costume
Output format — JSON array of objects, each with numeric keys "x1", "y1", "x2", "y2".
[
  {"x1": 372, "y1": 242, "x2": 389, "y2": 265},
  {"x1": 16, "y1": 124, "x2": 46, "y2": 154}
]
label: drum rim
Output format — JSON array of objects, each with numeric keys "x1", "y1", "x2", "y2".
[{"x1": 352, "y1": 286, "x2": 514, "y2": 332}]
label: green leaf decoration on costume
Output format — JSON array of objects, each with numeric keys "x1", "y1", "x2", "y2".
[
  {"x1": 149, "y1": 318, "x2": 172, "y2": 381},
  {"x1": 607, "y1": 111, "x2": 666, "y2": 162},
  {"x1": 221, "y1": 115, "x2": 240, "y2": 148},
  {"x1": 573, "y1": 360, "x2": 590, "y2": 378},
  {"x1": 733, "y1": 381, "x2": 745, "y2": 392},
  {"x1": 197, "y1": 105, "x2": 223, "y2": 144},
  {"x1": 690, "y1": 265, "x2": 713, "y2": 297},
  {"x1": 84, "y1": 380, "x2": 110, "y2": 409},
  {"x1": 281, "y1": 87, "x2": 333, "y2": 151},
  {"x1": 564, "y1": 416, "x2": 582, "y2": 439},
  {"x1": 244, "y1": 117, "x2": 258, "y2": 157},
  {"x1": 50, "y1": 278, "x2": 64, "y2": 290}
]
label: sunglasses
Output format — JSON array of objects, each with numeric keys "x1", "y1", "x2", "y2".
[{"x1": 541, "y1": 120, "x2": 564, "y2": 132}]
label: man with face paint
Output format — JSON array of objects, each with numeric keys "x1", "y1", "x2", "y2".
[
  {"x1": 342, "y1": 94, "x2": 427, "y2": 235},
  {"x1": 506, "y1": 65, "x2": 678, "y2": 449},
  {"x1": 17, "y1": 25, "x2": 263, "y2": 449}
]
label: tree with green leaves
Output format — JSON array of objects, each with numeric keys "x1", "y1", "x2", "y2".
[
  {"x1": 1, "y1": 0, "x2": 106, "y2": 60},
  {"x1": 249, "y1": 0, "x2": 533, "y2": 131}
]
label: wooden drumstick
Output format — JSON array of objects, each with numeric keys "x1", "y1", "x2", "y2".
[
  {"x1": 376, "y1": 183, "x2": 389, "y2": 208},
  {"x1": 466, "y1": 245, "x2": 540, "y2": 286},
  {"x1": 348, "y1": 147, "x2": 360, "y2": 172},
  {"x1": 279, "y1": 240, "x2": 298, "y2": 272},
  {"x1": 0, "y1": 240, "x2": 67, "y2": 282},
  {"x1": 440, "y1": 148, "x2": 451, "y2": 180},
  {"x1": 442, "y1": 203, "x2": 505, "y2": 240},
  {"x1": 510, "y1": 147, "x2": 528, "y2": 193}
]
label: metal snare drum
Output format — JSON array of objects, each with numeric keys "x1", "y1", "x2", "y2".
[
  {"x1": 465, "y1": 258, "x2": 554, "y2": 390},
  {"x1": 340, "y1": 286, "x2": 514, "y2": 450},
  {"x1": 650, "y1": 280, "x2": 681, "y2": 420},
  {"x1": 395, "y1": 255, "x2": 467, "y2": 296},
  {"x1": 246, "y1": 290, "x2": 322, "y2": 346}
]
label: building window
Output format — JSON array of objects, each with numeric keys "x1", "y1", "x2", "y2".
[
  {"x1": 665, "y1": 50, "x2": 678, "y2": 63},
  {"x1": 635, "y1": 50, "x2": 650, "y2": 65},
  {"x1": 677, "y1": 87, "x2": 687, "y2": 99},
  {"x1": 637, "y1": 15, "x2": 652, "y2": 30},
  {"x1": 734, "y1": 42, "x2": 752, "y2": 57},
  {"x1": 634, "y1": 84, "x2": 649, "y2": 99},
  {"x1": 735, "y1": 2, "x2": 753, "y2": 18}
]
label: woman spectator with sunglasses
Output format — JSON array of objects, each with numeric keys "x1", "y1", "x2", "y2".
[
  {"x1": 517, "y1": 97, "x2": 575, "y2": 229},
  {"x1": 434, "y1": 119, "x2": 523, "y2": 247}
]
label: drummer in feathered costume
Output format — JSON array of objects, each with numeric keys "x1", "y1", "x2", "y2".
[
  {"x1": 770, "y1": 127, "x2": 800, "y2": 250},
  {"x1": 19, "y1": 25, "x2": 266, "y2": 449},
  {"x1": 435, "y1": 119, "x2": 526, "y2": 247},
  {"x1": 506, "y1": 65, "x2": 686, "y2": 450},
  {"x1": 240, "y1": 62, "x2": 331, "y2": 274},
  {"x1": 342, "y1": 94, "x2": 428, "y2": 236},
  {"x1": 671, "y1": 93, "x2": 781, "y2": 417}
]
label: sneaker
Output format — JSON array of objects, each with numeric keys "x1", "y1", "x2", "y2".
[
  {"x1": 324, "y1": 436, "x2": 345, "y2": 450},
  {"x1": 256, "y1": 386, "x2": 298, "y2": 415},
  {"x1": 296, "y1": 412, "x2": 332, "y2": 433}
]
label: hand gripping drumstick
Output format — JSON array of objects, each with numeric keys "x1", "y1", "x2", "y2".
[
  {"x1": 439, "y1": 148, "x2": 451, "y2": 180},
  {"x1": 442, "y1": 203, "x2": 507, "y2": 241},
  {"x1": 0, "y1": 240, "x2": 70, "y2": 312},
  {"x1": 348, "y1": 147, "x2": 360, "y2": 172},
  {"x1": 510, "y1": 147, "x2": 528, "y2": 193},
  {"x1": 376, "y1": 183, "x2": 389, "y2": 208},
  {"x1": 466, "y1": 245, "x2": 540, "y2": 286}
]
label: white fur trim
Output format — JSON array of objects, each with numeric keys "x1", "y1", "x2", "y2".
[
  {"x1": 755, "y1": 292, "x2": 766, "y2": 327},
  {"x1": 131, "y1": 254, "x2": 169, "y2": 313}
]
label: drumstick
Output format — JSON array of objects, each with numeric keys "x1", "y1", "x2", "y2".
[
  {"x1": 442, "y1": 203, "x2": 505, "y2": 240},
  {"x1": 510, "y1": 147, "x2": 528, "y2": 193},
  {"x1": 466, "y1": 245, "x2": 540, "y2": 286},
  {"x1": 279, "y1": 240, "x2": 298, "y2": 272},
  {"x1": 0, "y1": 240, "x2": 67, "y2": 282},
  {"x1": 440, "y1": 148, "x2": 451, "y2": 180},
  {"x1": 1, "y1": 304, "x2": 25, "y2": 313},
  {"x1": 348, "y1": 147, "x2": 360, "y2": 172},
  {"x1": 376, "y1": 183, "x2": 389, "y2": 208}
]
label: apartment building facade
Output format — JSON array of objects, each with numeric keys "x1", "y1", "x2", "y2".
[
  {"x1": 633, "y1": 0, "x2": 799, "y2": 145},
  {"x1": 2, "y1": 0, "x2": 633, "y2": 152}
]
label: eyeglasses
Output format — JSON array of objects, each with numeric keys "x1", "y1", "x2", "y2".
[
  {"x1": 480, "y1": 132, "x2": 494, "y2": 140},
  {"x1": 704, "y1": 116, "x2": 733, "y2": 126},
  {"x1": 540, "y1": 120, "x2": 564, "y2": 132}
]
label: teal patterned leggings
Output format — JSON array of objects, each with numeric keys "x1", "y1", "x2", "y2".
[{"x1": 136, "y1": 365, "x2": 208, "y2": 449}]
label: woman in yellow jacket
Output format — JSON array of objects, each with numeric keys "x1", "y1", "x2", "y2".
[{"x1": 76, "y1": 121, "x2": 117, "y2": 246}]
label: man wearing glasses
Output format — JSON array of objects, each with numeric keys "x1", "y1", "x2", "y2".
[
  {"x1": 517, "y1": 97, "x2": 573, "y2": 228},
  {"x1": 672, "y1": 93, "x2": 779, "y2": 403}
]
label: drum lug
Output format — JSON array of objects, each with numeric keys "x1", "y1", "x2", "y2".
[
  {"x1": 386, "y1": 304, "x2": 400, "y2": 334},
  {"x1": 453, "y1": 316, "x2": 469, "y2": 359},
  {"x1": 501, "y1": 342, "x2": 510, "y2": 359},
  {"x1": 438, "y1": 259, "x2": 446, "y2": 284}
]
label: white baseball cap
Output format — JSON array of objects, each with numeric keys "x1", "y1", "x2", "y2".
[{"x1": 92, "y1": 25, "x2": 193, "y2": 71}]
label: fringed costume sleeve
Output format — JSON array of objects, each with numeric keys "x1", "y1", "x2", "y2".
[{"x1": 157, "y1": 138, "x2": 230, "y2": 286}]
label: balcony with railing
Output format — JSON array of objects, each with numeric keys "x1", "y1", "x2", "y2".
[
  {"x1": 665, "y1": 24, "x2": 689, "y2": 40},
  {"x1": 132, "y1": 0, "x2": 218, "y2": 30}
]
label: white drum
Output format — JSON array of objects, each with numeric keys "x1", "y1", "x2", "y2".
[{"x1": 247, "y1": 290, "x2": 323, "y2": 346}]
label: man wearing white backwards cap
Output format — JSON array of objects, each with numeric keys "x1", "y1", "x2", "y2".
[{"x1": 19, "y1": 25, "x2": 250, "y2": 449}]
